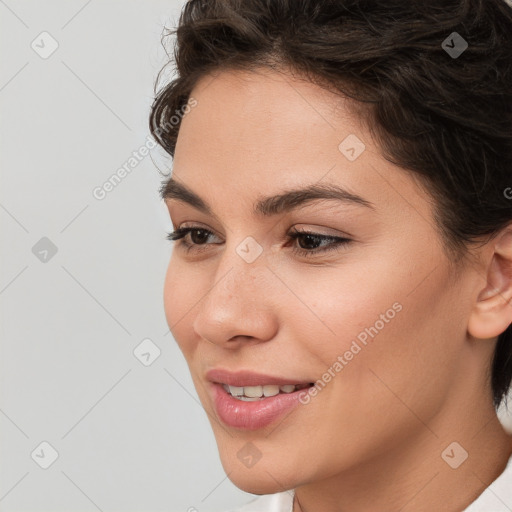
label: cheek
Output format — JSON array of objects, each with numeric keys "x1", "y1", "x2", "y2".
[
  {"x1": 292, "y1": 250, "x2": 460, "y2": 412},
  {"x1": 277, "y1": 259, "x2": 408, "y2": 368},
  {"x1": 327, "y1": 266, "x2": 462, "y2": 426}
]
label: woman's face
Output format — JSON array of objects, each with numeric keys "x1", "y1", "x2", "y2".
[{"x1": 162, "y1": 68, "x2": 485, "y2": 493}]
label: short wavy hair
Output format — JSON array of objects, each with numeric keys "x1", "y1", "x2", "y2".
[{"x1": 149, "y1": 0, "x2": 512, "y2": 410}]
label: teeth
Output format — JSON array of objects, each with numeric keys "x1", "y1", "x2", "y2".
[
  {"x1": 223, "y1": 383, "x2": 305, "y2": 399},
  {"x1": 244, "y1": 385, "x2": 263, "y2": 398},
  {"x1": 263, "y1": 385, "x2": 280, "y2": 397},
  {"x1": 228, "y1": 385, "x2": 244, "y2": 397}
]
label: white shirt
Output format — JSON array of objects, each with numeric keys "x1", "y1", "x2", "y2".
[{"x1": 227, "y1": 454, "x2": 512, "y2": 512}]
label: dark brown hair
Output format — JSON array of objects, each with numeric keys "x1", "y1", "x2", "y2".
[{"x1": 149, "y1": 0, "x2": 512, "y2": 410}]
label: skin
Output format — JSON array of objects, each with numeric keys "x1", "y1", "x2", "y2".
[{"x1": 162, "y1": 66, "x2": 512, "y2": 512}]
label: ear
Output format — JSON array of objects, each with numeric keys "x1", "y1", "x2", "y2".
[{"x1": 468, "y1": 227, "x2": 512, "y2": 340}]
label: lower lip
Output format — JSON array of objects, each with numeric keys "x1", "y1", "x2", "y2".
[{"x1": 210, "y1": 383, "x2": 308, "y2": 430}]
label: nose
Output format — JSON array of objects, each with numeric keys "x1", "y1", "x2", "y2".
[{"x1": 191, "y1": 241, "x2": 278, "y2": 348}]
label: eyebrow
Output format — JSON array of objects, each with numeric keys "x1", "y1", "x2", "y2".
[{"x1": 160, "y1": 177, "x2": 376, "y2": 218}]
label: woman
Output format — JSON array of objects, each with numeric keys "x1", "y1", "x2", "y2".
[{"x1": 149, "y1": 0, "x2": 512, "y2": 510}]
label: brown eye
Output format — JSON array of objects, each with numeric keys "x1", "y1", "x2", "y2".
[{"x1": 288, "y1": 229, "x2": 352, "y2": 258}]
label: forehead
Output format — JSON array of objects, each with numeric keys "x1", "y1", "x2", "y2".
[
  {"x1": 178, "y1": 67, "x2": 362, "y2": 148},
  {"x1": 173, "y1": 68, "x2": 370, "y2": 186}
]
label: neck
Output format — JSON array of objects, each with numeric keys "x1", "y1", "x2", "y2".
[{"x1": 293, "y1": 398, "x2": 512, "y2": 512}]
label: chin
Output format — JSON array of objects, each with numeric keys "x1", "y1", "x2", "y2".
[
  {"x1": 220, "y1": 455, "x2": 299, "y2": 495},
  {"x1": 227, "y1": 473, "x2": 289, "y2": 495}
]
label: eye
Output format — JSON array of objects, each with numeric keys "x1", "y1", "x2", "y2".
[
  {"x1": 166, "y1": 227, "x2": 221, "y2": 251},
  {"x1": 287, "y1": 228, "x2": 351, "y2": 257},
  {"x1": 165, "y1": 226, "x2": 352, "y2": 258}
]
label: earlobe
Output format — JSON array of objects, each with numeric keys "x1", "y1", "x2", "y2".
[{"x1": 467, "y1": 228, "x2": 512, "y2": 340}]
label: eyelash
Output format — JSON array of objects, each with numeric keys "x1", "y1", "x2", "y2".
[{"x1": 165, "y1": 226, "x2": 351, "y2": 258}]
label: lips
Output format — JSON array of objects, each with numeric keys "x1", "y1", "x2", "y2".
[
  {"x1": 206, "y1": 368, "x2": 313, "y2": 387},
  {"x1": 205, "y1": 368, "x2": 316, "y2": 429}
]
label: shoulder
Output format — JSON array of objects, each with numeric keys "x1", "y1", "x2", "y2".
[{"x1": 225, "y1": 491, "x2": 294, "y2": 512}]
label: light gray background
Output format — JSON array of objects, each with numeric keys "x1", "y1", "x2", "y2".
[{"x1": 1, "y1": 1, "x2": 512, "y2": 511}]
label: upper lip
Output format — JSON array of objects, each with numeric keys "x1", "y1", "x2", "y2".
[{"x1": 206, "y1": 368, "x2": 313, "y2": 387}]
